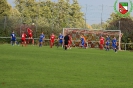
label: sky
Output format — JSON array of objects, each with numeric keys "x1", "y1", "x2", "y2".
[{"x1": 7, "y1": 0, "x2": 133, "y2": 25}]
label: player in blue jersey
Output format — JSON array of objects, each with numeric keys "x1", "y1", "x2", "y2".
[
  {"x1": 105, "y1": 40, "x2": 110, "y2": 51},
  {"x1": 39, "y1": 32, "x2": 45, "y2": 47},
  {"x1": 57, "y1": 33, "x2": 63, "y2": 48},
  {"x1": 10, "y1": 31, "x2": 16, "y2": 46},
  {"x1": 106, "y1": 35, "x2": 110, "y2": 42},
  {"x1": 80, "y1": 35, "x2": 85, "y2": 48},
  {"x1": 105, "y1": 35, "x2": 110, "y2": 51},
  {"x1": 112, "y1": 37, "x2": 117, "y2": 52}
]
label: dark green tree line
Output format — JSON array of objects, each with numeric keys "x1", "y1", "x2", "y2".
[
  {"x1": 0, "y1": 0, "x2": 12, "y2": 38},
  {"x1": 0, "y1": 0, "x2": 86, "y2": 38},
  {"x1": 105, "y1": 13, "x2": 133, "y2": 50},
  {"x1": 13, "y1": 0, "x2": 86, "y2": 37}
]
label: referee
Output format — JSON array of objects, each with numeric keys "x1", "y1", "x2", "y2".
[{"x1": 64, "y1": 34, "x2": 70, "y2": 50}]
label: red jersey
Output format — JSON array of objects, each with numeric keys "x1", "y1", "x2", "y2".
[
  {"x1": 27, "y1": 28, "x2": 32, "y2": 37},
  {"x1": 50, "y1": 35, "x2": 55, "y2": 42},
  {"x1": 21, "y1": 33, "x2": 27, "y2": 40},
  {"x1": 100, "y1": 37, "x2": 104, "y2": 44}
]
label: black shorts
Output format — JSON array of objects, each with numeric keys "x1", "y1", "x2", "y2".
[{"x1": 64, "y1": 42, "x2": 68, "y2": 45}]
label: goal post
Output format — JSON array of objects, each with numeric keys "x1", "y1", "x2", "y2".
[{"x1": 63, "y1": 28, "x2": 121, "y2": 50}]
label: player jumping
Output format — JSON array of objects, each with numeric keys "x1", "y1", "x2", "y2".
[{"x1": 27, "y1": 28, "x2": 34, "y2": 45}]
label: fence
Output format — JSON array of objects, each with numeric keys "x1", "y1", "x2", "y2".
[
  {"x1": 0, "y1": 36, "x2": 133, "y2": 51},
  {"x1": 0, "y1": 16, "x2": 66, "y2": 38}
]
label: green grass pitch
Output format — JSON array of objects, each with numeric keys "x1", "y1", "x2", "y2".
[{"x1": 0, "y1": 44, "x2": 133, "y2": 88}]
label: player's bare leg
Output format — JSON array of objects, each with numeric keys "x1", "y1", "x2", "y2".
[
  {"x1": 39, "y1": 42, "x2": 42, "y2": 47},
  {"x1": 67, "y1": 45, "x2": 70, "y2": 49},
  {"x1": 68, "y1": 45, "x2": 71, "y2": 49},
  {"x1": 50, "y1": 42, "x2": 53, "y2": 48},
  {"x1": 30, "y1": 37, "x2": 34, "y2": 45},
  {"x1": 32, "y1": 38, "x2": 34, "y2": 45},
  {"x1": 100, "y1": 44, "x2": 103, "y2": 50},
  {"x1": 115, "y1": 47, "x2": 117, "y2": 53},
  {"x1": 21, "y1": 40, "x2": 23, "y2": 47},
  {"x1": 24, "y1": 41, "x2": 27, "y2": 46},
  {"x1": 28, "y1": 37, "x2": 30, "y2": 44},
  {"x1": 65, "y1": 45, "x2": 68, "y2": 50},
  {"x1": 107, "y1": 46, "x2": 109, "y2": 51},
  {"x1": 22, "y1": 41, "x2": 25, "y2": 47},
  {"x1": 28, "y1": 37, "x2": 33, "y2": 45}
]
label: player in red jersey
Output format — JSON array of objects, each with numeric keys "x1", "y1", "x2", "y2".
[
  {"x1": 50, "y1": 33, "x2": 55, "y2": 48},
  {"x1": 68, "y1": 34, "x2": 72, "y2": 49},
  {"x1": 27, "y1": 28, "x2": 33, "y2": 38},
  {"x1": 99, "y1": 36, "x2": 105, "y2": 50},
  {"x1": 27, "y1": 28, "x2": 34, "y2": 45},
  {"x1": 21, "y1": 31, "x2": 27, "y2": 47}
]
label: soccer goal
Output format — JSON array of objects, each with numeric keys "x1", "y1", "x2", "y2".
[{"x1": 63, "y1": 28, "x2": 122, "y2": 50}]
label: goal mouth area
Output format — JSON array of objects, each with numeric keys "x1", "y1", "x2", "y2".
[{"x1": 63, "y1": 28, "x2": 121, "y2": 50}]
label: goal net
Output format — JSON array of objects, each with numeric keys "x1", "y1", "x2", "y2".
[{"x1": 63, "y1": 28, "x2": 122, "y2": 50}]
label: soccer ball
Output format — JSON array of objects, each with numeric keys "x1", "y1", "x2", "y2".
[{"x1": 32, "y1": 23, "x2": 35, "y2": 25}]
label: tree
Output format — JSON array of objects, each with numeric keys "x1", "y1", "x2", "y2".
[
  {"x1": 0, "y1": 0, "x2": 11, "y2": 16},
  {"x1": 106, "y1": 17, "x2": 133, "y2": 43},
  {"x1": 13, "y1": 0, "x2": 86, "y2": 37},
  {"x1": 69, "y1": 0, "x2": 85, "y2": 28},
  {"x1": 6, "y1": 8, "x2": 21, "y2": 33},
  {"x1": 0, "y1": 0, "x2": 12, "y2": 37},
  {"x1": 103, "y1": 13, "x2": 133, "y2": 50},
  {"x1": 106, "y1": 13, "x2": 121, "y2": 24},
  {"x1": 106, "y1": 13, "x2": 132, "y2": 30},
  {"x1": 91, "y1": 24, "x2": 100, "y2": 29},
  {"x1": 15, "y1": 0, "x2": 38, "y2": 24}
]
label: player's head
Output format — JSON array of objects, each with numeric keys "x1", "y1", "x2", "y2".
[
  {"x1": 67, "y1": 33, "x2": 70, "y2": 36},
  {"x1": 66, "y1": 32, "x2": 69, "y2": 35},
  {"x1": 12, "y1": 31, "x2": 14, "y2": 33},
  {"x1": 52, "y1": 33, "x2": 54, "y2": 35},
  {"x1": 41, "y1": 32, "x2": 44, "y2": 34}
]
